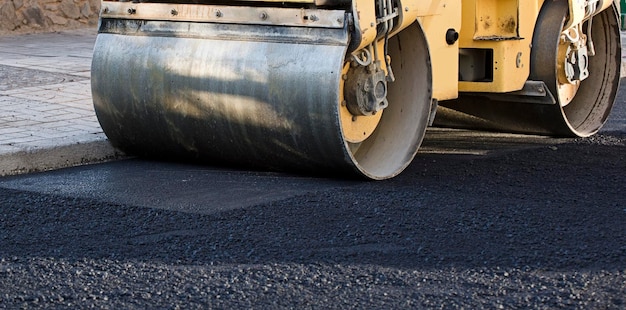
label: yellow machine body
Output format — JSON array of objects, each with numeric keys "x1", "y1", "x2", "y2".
[{"x1": 92, "y1": 0, "x2": 621, "y2": 179}]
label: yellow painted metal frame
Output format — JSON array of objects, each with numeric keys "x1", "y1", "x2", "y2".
[
  {"x1": 351, "y1": 0, "x2": 377, "y2": 52},
  {"x1": 98, "y1": 0, "x2": 617, "y2": 98},
  {"x1": 415, "y1": 0, "x2": 462, "y2": 101},
  {"x1": 349, "y1": 0, "x2": 462, "y2": 101},
  {"x1": 457, "y1": 0, "x2": 543, "y2": 93},
  {"x1": 456, "y1": 0, "x2": 616, "y2": 94}
]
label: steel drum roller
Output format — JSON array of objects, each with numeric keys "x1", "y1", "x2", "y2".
[{"x1": 92, "y1": 20, "x2": 433, "y2": 179}]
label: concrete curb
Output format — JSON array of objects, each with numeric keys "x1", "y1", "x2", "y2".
[{"x1": 0, "y1": 139, "x2": 124, "y2": 177}]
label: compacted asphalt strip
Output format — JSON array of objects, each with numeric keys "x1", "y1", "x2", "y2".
[{"x1": 0, "y1": 28, "x2": 625, "y2": 175}]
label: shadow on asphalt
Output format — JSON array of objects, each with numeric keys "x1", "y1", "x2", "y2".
[{"x1": 0, "y1": 133, "x2": 624, "y2": 271}]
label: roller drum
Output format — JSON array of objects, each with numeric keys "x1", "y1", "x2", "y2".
[{"x1": 91, "y1": 20, "x2": 433, "y2": 179}]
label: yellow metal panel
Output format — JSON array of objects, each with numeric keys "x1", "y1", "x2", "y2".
[
  {"x1": 391, "y1": 0, "x2": 426, "y2": 33},
  {"x1": 416, "y1": 0, "x2": 462, "y2": 101},
  {"x1": 352, "y1": 0, "x2": 377, "y2": 50},
  {"x1": 473, "y1": 0, "x2": 519, "y2": 40},
  {"x1": 458, "y1": 0, "x2": 543, "y2": 93}
]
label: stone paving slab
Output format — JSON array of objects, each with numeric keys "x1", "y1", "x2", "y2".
[
  {"x1": 0, "y1": 65, "x2": 88, "y2": 91},
  {"x1": 0, "y1": 28, "x2": 120, "y2": 176}
]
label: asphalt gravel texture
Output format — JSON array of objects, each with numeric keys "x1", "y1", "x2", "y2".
[{"x1": 0, "y1": 130, "x2": 625, "y2": 308}]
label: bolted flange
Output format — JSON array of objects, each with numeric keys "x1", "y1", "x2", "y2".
[{"x1": 344, "y1": 61, "x2": 388, "y2": 116}]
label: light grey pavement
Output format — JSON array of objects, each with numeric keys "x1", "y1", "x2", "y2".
[
  {"x1": 0, "y1": 27, "x2": 625, "y2": 176},
  {"x1": 0, "y1": 28, "x2": 120, "y2": 176}
]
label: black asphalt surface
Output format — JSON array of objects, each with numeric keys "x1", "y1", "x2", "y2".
[{"x1": 0, "y1": 89, "x2": 625, "y2": 308}]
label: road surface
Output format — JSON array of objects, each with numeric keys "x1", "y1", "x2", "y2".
[{"x1": 0, "y1": 87, "x2": 625, "y2": 308}]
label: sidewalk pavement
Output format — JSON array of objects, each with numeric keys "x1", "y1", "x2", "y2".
[
  {"x1": 0, "y1": 28, "x2": 120, "y2": 176},
  {"x1": 0, "y1": 28, "x2": 625, "y2": 176}
]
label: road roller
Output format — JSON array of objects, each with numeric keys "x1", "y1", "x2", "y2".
[{"x1": 91, "y1": 0, "x2": 621, "y2": 179}]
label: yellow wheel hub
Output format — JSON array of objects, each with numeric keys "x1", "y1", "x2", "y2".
[
  {"x1": 339, "y1": 63, "x2": 383, "y2": 143},
  {"x1": 556, "y1": 29, "x2": 583, "y2": 107}
]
